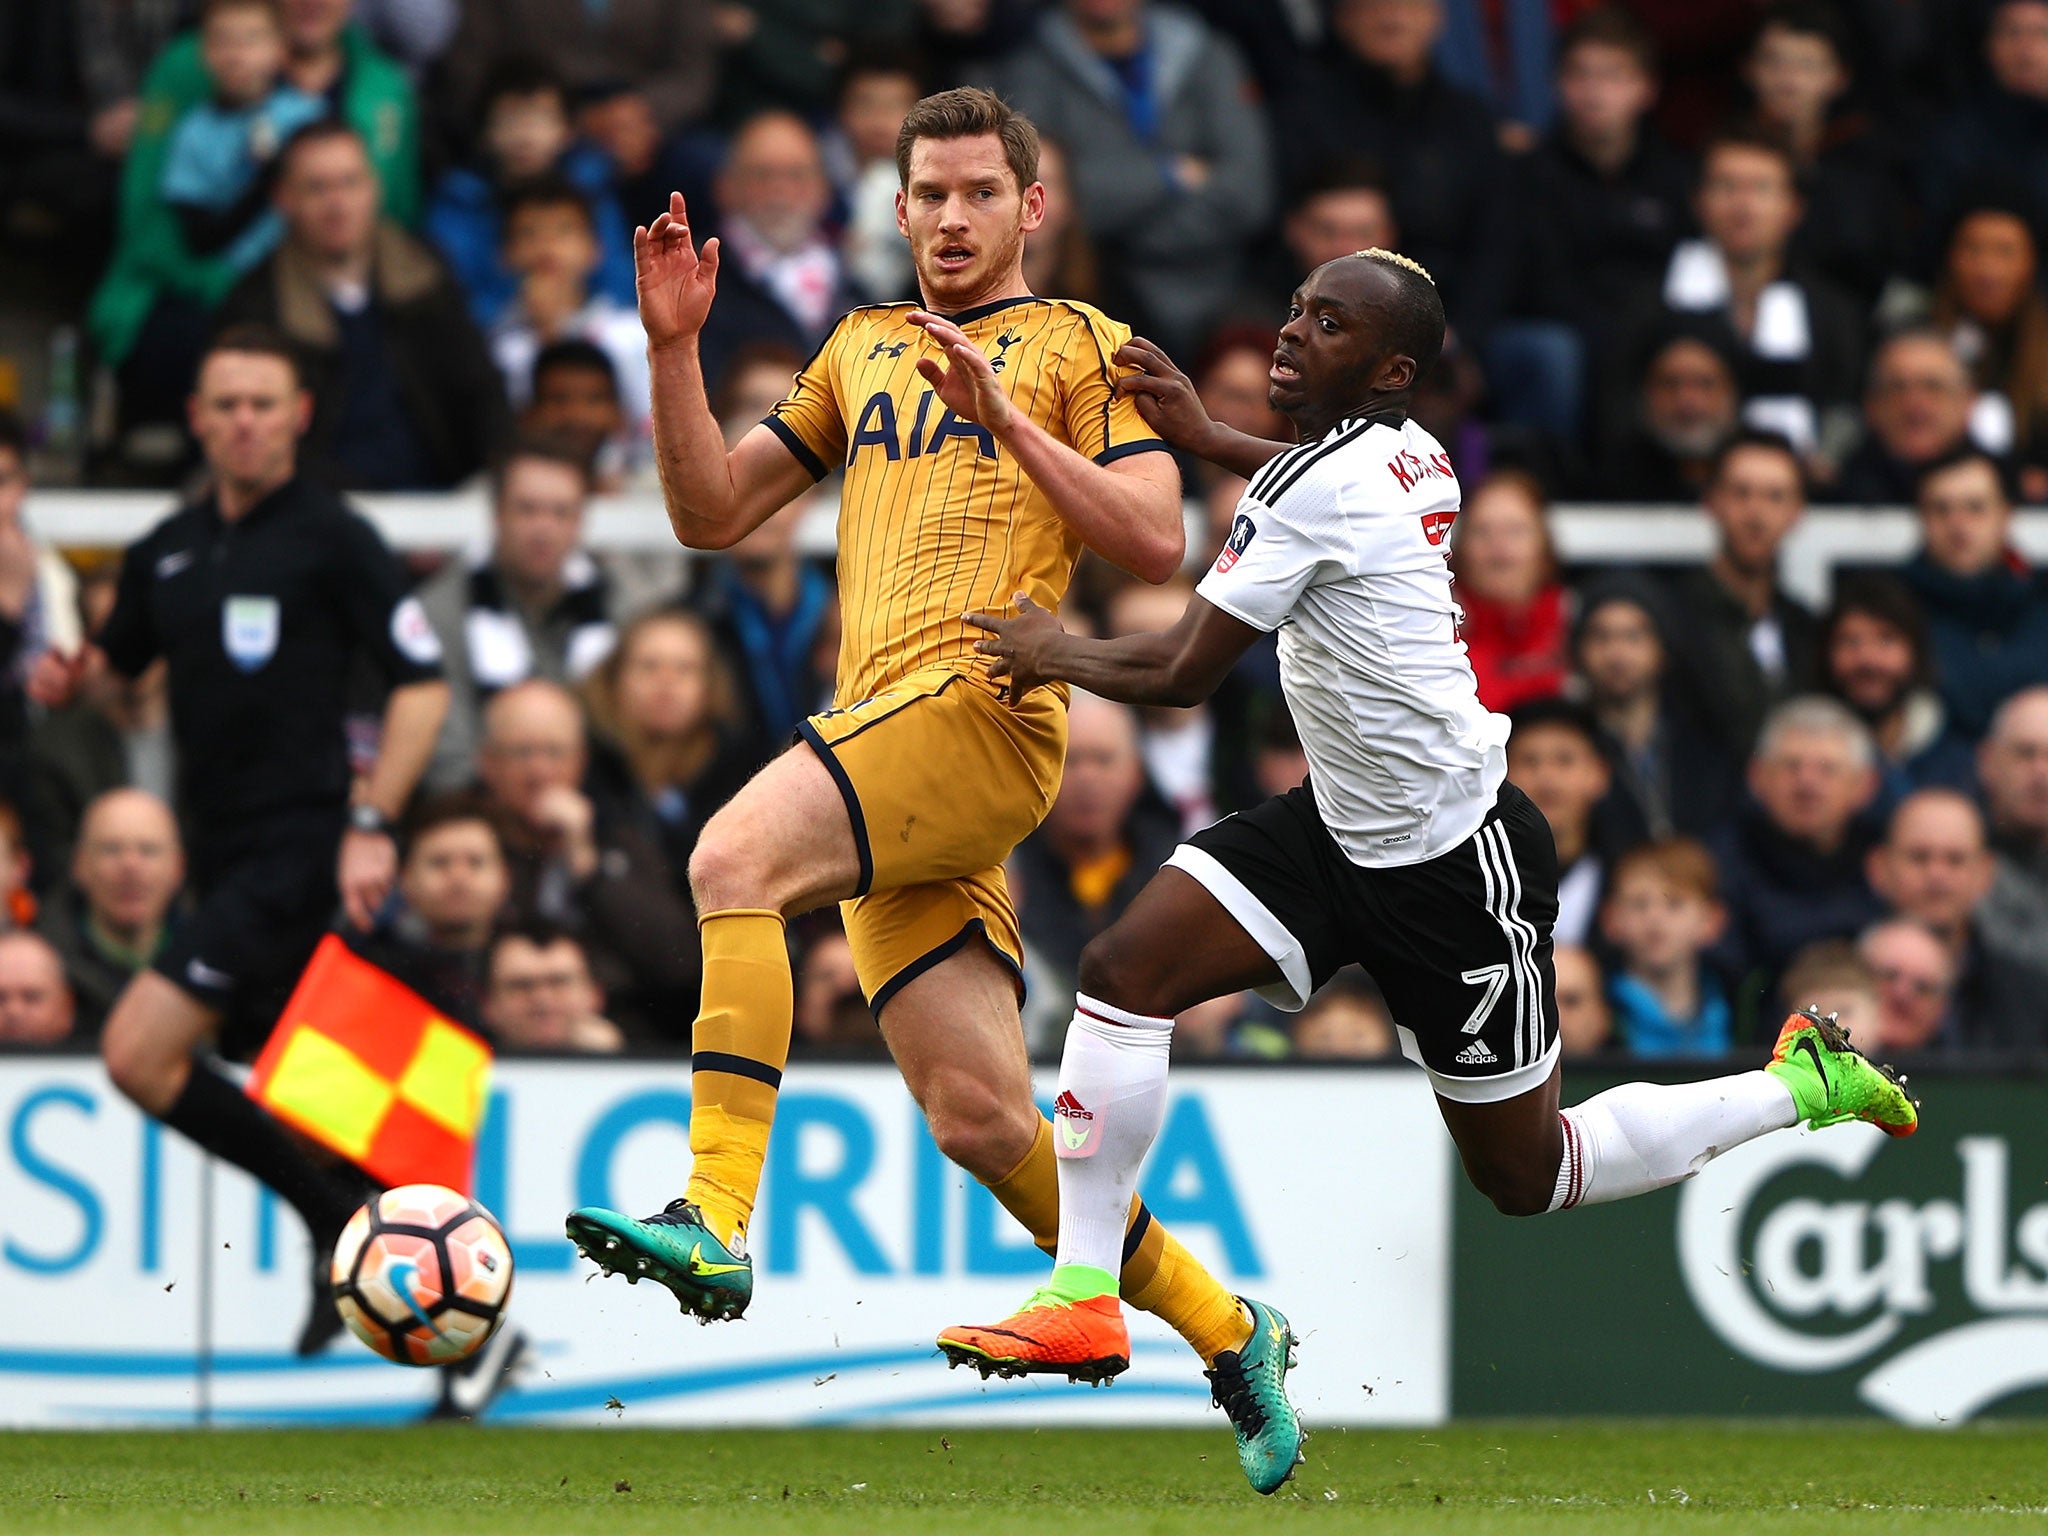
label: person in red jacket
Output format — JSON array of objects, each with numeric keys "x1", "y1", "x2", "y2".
[{"x1": 1451, "y1": 466, "x2": 1571, "y2": 711}]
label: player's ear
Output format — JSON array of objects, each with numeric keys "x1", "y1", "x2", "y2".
[
  {"x1": 895, "y1": 186, "x2": 909, "y2": 239},
  {"x1": 1377, "y1": 354, "x2": 1416, "y2": 393},
  {"x1": 1019, "y1": 179, "x2": 1046, "y2": 235}
]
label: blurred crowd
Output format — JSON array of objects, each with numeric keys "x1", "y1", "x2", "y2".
[{"x1": 0, "y1": 0, "x2": 2045, "y2": 1066}]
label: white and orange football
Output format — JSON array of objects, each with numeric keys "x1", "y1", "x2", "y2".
[{"x1": 331, "y1": 1184, "x2": 514, "y2": 1366}]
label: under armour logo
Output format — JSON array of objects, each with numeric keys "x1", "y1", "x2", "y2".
[
  {"x1": 867, "y1": 339, "x2": 909, "y2": 360},
  {"x1": 990, "y1": 330, "x2": 1021, "y2": 372}
]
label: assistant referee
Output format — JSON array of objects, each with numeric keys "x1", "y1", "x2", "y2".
[{"x1": 30, "y1": 324, "x2": 451, "y2": 1352}]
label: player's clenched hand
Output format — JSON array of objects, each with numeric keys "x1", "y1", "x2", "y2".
[
  {"x1": 909, "y1": 311, "x2": 1014, "y2": 436},
  {"x1": 965, "y1": 593, "x2": 1064, "y2": 705},
  {"x1": 1113, "y1": 336, "x2": 1216, "y2": 453},
  {"x1": 635, "y1": 191, "x2": 720, "y2": 350}
]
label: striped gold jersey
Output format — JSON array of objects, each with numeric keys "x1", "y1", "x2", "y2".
[{"x1": 763, "y1": 296, "x2": 1166, "y2": 705}]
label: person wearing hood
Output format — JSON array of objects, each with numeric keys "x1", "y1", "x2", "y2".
[{"x1": 1902, "y1": 446, "x2": 2048, "y2": 741}]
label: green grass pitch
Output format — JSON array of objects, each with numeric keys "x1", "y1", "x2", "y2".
[{"x1": 2, "y1": 1422, "x2": 2043, "y2": 1533}]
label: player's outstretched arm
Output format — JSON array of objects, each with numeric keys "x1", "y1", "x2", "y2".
[
  {"x1": 1113, "y1": 338, "x2": 1293, "y2": 480},
  {"x1": 910, "y1": 311, "x2": 1184, "y2": 584},
  {"x1": 966, "y1": 592, "x2": 1260, "y2": 709},
  {"x1": 639, "y1": 192, "x2": 812, "y2": 548}
]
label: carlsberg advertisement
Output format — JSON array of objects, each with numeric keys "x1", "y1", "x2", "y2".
[{"x1": 1454, "y1": 1070, "x2": 2048, "y2": 1423}]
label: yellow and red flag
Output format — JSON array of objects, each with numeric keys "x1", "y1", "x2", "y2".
[{"x1": 246, "y1": 935, "x2": 492, "y2": 1193}]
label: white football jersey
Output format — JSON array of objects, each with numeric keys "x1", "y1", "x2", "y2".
[{"x1": 1195, "y1": 412, "x2": 1508, "y2": 868}]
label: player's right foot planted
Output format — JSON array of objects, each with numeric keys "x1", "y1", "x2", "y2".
[
  {"x1": 936, "y1": 1288, "x2": 1131, "y2": 1385},
  {"x1": 1766, "y1": 1006, "x2": 1919, "y2": 1137},
  {"x1": 565, "y1": 1199, "x2": 753, "y2": 1322},
  {"x1": 1206, "y1": 1297, "x2": 1306, "y2": 1496}
]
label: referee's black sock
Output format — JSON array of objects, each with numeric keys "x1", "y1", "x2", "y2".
[{"x1": 161, "y1": 1058, "x2": 364, "y2": 1241}]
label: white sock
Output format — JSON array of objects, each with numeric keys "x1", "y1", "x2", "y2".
[
  {"x1": 1051, "y1": 994, "x2": 1174, "y2": 1280},
  {"x1": 1548, "y1": 1071, "x2": 1797, "y2": 1211}
]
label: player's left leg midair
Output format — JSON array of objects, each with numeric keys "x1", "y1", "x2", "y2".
[{"x1": 935, "y1": 872, "x2": 1306, "y2": 1495}]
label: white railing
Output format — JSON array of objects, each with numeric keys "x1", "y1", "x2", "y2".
[{"x1": 28, "y1": 491, "x2": 2048, "y2": 611}]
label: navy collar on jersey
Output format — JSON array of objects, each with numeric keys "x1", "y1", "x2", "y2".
[{"x1": 935, "y1": 294, "x2": 1043, "y2": 325}]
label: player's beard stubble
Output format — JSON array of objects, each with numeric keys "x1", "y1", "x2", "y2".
[{"x1": 912, "y1": 217, "x2": 1029, "y2": 311}]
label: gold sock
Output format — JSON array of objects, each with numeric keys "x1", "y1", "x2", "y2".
[
  {"x1": 683, "y1": 909, "x2": 792, "y2": 1249},
  {"x1": 981, "y1": 1116, "x2": 1254, "y2": 1362}
]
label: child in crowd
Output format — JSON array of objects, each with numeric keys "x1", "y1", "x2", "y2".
[
  {"x1": 825, "y1": 57, "x2": 922, "y2": 302},
  {"x1": 1552, "y1": 944, "x2": 1615, "y2": 1057},
  {"x1": 1506, "y1": 700, "x2": 1614, "y2": 950},
  {"x1": 488, "y1": 179, "x2": 651, "y2": 455},
  {"x1": 1600, "y1": 837, "x2": 1734, "y2": 1056},
  {"x1": 427, "y1": 61, "x2": 635, "y2": 328},
  {"x1": 158, "y1": 0, "x2": 325, "y2": 280},
  {"x1": 1777, "y1": 939, "x2": 1883, "y2": 1041},
  {"x1": 522, "y1": 339, "x2": 640, "y2": 491}
]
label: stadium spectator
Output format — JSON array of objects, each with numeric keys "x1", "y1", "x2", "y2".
[
  {"x1": 474, "y1": 679, "x2": 699, "y2": 1034},
  {"x1": 424, "y1": 59, "x2": 635, "y2": 329},
  {"x1": 1819, "y1": 575, "x2": 1976, "y2": 803},
  {"x1": 1504, "y1": 8, "x2": 1692, "y2": 443},
  {"x1": 480, "y1": 922, "x2": 624, "y2": 1051},
  {"x1": 26, "y1": 324, "x2": 449, "y2": 1355},
  {"x1": 716, "y1": 0, "x2": 920, "y2": 122},
  {"x1": 1600, "y1": 836, "x2": 1731, "y2": 1057},
  {"x1": 0, "y1": 800, "x2": 37, "y2": 931},
  {"x1": 216, "y1": 120, "x2": 511, "y2": 491},
  {"x1": 1552, "y1": 942, "x2": 1614, "y2": 1056},
  {"x1": 694, "y1": 112, "x2": 864, "y2": 395},
  {"x1": 1665, "y1": 430, "x2": 1818, "y2": 758},
  {"x1": 1648, "y1": 130, "x2": 1862, "y2": 461},
  {"x1": 829, "y1": 56, "x2": 923, "y2": 303},
  {"x1": 1227, "y1": 161, "x2": 1397, "y2": 333},
  {"x1": 693, "y1": 499, "x2": 834, "y2": 773},
  {"x1": 1903, "y1": 448, "x2": 2048, "y2": 740},
  {"x1": 418, "y1": 438, "x2": 619, "y2": 790},
  {"x1": 1506, "y1": 700, "x2": 1614, "y2": 951},
  {"x1": 91, "y1": 0, "x2": 421, "y2": 433},
  {"x1": 40, "y1": 789, "x2": 185, "y2": 1039},
  {"x1": 440, "y1": 0, "x2": 715, "y2": 141},
  {"x1": 1106, "y1": 579, "x2": 1217, "y2": 833},
  {"x1": 1290, "y1": 976, "x2": 1395, "y2": 1059},
  {"x1": 1448, "y1": 469, "x2": 1569, "y2": 713},
  {"x1": 1181, "y1": 332, "x2": 1289, "y2": 499},
  {"x1": 486, "y1": 177, "x2": 652, "y2": 449},
  {"x1": 1738, "y1": 2, "x2": 1903, "y2": 308},
  {"x1": 1831, "y1": 330, "x2": 1978, "y2": 506},
  {"x1": 0, "y1": 930, "x2": 77, "y2": 1044},
  {"x1": 582, "y1": 610, "x2": 756, "y2": 893},
  {"x1": 1711, "y1": 695, "x2": 1885, "y2": 1008},
  {"x1": 791, "y1": 923, "x2": 886, "y2": 1057},
  {"x1": 365, "y1": 791, "x2": 512, "y2": 1023},
  {"x1": 521, "y1": 339, "x2": 637, "y2": 491},
  {"x1": 1598, "y1": 327, "x2": 1742, "y2": 502},
  {"x1": 0, "y1": 413, "x2": 84, "y2": 755},
  {"x1": 157, "y1": 0, "x2": 326, "y2": 286},
  {"x1": 998, "y1": 0, "x2": 1273, "y2": 353},
  {"x1": 1019, "y1": 138, "x2": 1098, "y2": 304},
  {"x1": 1572, "y1": 580, "x2": 1735, "y2": 840},
  {"x1": 1866, "y1": 787, "x2": 2047, "y2": 1049},
  {"x1": 1274, "y1": 0, "x2": 1510, "y2": 348},
  {"x1": 1013, "y1": 692, "x2": 1178, "y2": 1047},
  {"x1": 917, "y1": 0, "x2": 1045, "y2": 79},
  {"x1": 1922, "y1": 0, "x2": 2048, "y2": 233},
  {"x1": 1978, "y1": 686, "x2": 2048, "y2": 975},
  {"x1": 1857, "y1": 916, "x2": 1958, "y2": 1053},
  {"x1": 1776, "y1": 937, "x2": 1881, "y2": 1041},
  {"x1": 1927, "y1": 202, "x2": 2048, "y2": 499}
]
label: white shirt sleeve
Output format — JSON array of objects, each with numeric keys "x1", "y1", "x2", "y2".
[{"x1": 1195, "y1": 488, "x2": 1343, "y2": 633}]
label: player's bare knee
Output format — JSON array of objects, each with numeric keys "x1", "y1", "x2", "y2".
[
  {"x1": 923, "y1": 1077, "x2": 1034, "y2": 1182},
  {"x1": 1471, "y1": 1163, "x2": 1552, "y2": 1218},
  {"x1": 687, "y1": 824, "x2": 768, "y2": 913},
  {"x1": 1076, "y1": 933, "x2": 1169, "y2": 1017}
]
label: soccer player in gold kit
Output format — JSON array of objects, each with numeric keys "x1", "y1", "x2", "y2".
[{"x1": 565, "y1": 89, "x2": 1303, "y2": 1487}]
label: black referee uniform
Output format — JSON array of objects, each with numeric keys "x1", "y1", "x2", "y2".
[{"x1": 98, "y1": 473, "x2": 444, "y2": 1052}]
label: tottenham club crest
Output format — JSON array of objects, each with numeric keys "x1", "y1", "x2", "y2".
[
  {"x1": 221, "y1": 594, "x2": 280, "y2": 673},
  {"x1": 1215, "y1": 513, "x2": 1257, "y2": 574}
]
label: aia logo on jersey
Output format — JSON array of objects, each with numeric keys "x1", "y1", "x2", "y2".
[
  {"x1": 1420, "y1": 510, "x2": 1457, "y2": 546},
  {"x1": 1215, "y1": 513, "x2": 1257, "y2": 573}
]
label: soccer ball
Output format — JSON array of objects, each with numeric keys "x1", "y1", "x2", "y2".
[{"x1": 331, "y1": 1184, "x2": 514, "y2": 1366}]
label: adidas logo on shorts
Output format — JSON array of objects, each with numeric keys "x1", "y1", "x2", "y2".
[{"x1": 1454, "y1": 1039, "x2": 1498, "y2": 1066}]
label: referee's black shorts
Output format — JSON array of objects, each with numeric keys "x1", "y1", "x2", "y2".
[
  {"x1": 1171, "y1": 782, "x2": 1562, "y2": 1103},
  {"x1": 156, "y1": 808, "x2": 344, "y2": 1060}
]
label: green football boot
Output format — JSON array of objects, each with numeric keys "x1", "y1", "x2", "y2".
[
  {"x1": 565, "y1": 1199, "x2": 753, "y2": 1322},
  {"x1": 1203, "y1": 1296, "x2": 1306, "y2": 1495},
  {"x1": 1766, "y1": 1007, "x2": 1919, "y2": 1137}
]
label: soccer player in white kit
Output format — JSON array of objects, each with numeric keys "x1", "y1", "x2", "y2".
[{"x1": 937, "y1": 251, "x2": 1917, "y2": 1490}]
